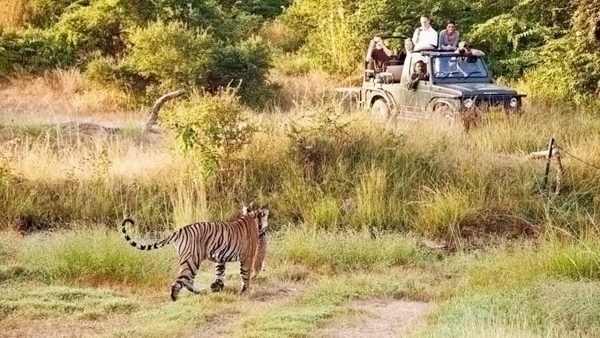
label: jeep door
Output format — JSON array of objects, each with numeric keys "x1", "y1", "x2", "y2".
[{"x1": 398, "y1": 54, "x2": 432, "y2": 120}]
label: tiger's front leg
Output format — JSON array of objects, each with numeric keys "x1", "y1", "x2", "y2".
[{"x1": 210, "y1": 262, "x2": 226, "y2": 292}]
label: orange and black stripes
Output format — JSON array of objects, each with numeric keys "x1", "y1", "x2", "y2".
[{"x1": 121, "y1": 208, "x2": 268, "y2": 301}]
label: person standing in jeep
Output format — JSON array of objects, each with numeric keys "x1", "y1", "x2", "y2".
[
  {"x1": 439, "y1": 20, "x2": 460, "y2": 50},
  {"x1": 412, "y1": 15, "x2": 438, "y2": 50}
]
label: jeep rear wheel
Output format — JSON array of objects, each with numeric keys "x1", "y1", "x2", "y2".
[{"x1": 371, "y1": 99, "x2": 390, "y2": 122}]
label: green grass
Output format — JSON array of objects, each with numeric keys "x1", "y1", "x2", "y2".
[
  {"x1": 18, "y1": 228, "x2": 176, "y2": 287},
  {"x1": 1, "y1": 227, "x2": 600, "y2": 337},
  {"x1": 417, "y1": 281, "x2": 600, "y2": 338},
  {"x1": 270, "y1": 228, "x2": 433, "y2": 273},
  {"x1": 0, "y1": 286, "x2": 138, "y2": 321}
]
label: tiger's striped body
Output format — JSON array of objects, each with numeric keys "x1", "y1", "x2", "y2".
[
  {"x1": 211, "y1": 225, "x2": 268, "y2": 292},
  {"x1": 121, "y1": 208, "x2": 269, "y2": 301}
]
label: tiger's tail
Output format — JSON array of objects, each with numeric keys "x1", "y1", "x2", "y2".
[{"x1": 121, "y1": 218, "x2": 175, "y2": 251}]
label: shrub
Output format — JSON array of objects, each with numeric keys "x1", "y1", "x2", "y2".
[
  {"x1": 522, "y1": 36, "x2": 600, "y2": 102},
  {"x1": 152, "y1": 0, "x2": 234, "y2": 40},
  {"x1": 302, "y1": 3, "x2": 361, "y2": 77},
  {"x1": 162, "y1": 90, "x2": 256, "y2": 176},
  {"x1": 0, "y1": 28, "x2": 75, "y2": 74},
  {"x1": 122, "y1": 21, "x2": 215, "y2": 89},
  {"x1": 206, "y1": 36, "x2": 273, "y2": 106},
  {"x1": 52, "y1": 0, "x2": 130, "y2": 59},
  {"x1": 232, "y1": 0, "x2": 292, "y2": 19},
  {"x1": 84, "y1": 56, "x2": 154, "y2": 96},
  {"x1": 467, "y1": 14, "x2": 550, "y2": 78}
]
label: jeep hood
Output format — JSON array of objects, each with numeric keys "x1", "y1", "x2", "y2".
[{"x1": 436, "y1": 83, "x2": 519, "y2": 97}]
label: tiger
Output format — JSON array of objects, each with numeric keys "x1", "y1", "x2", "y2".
[
  {"x1": 121, "y1": 206, "x2": 269, "y2": 301},
  {"x1": 211, "y1": 204, "x2": 269, "y2": 292}
]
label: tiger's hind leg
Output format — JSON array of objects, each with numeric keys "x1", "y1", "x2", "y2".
[
  {"x1": 171, "y1": 259, "x2": 201, "y2": 301},
  {"x1": 210, "y1": 262, "x2": 226, "y2": 292}
]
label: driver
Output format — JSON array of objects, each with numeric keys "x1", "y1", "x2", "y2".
[
  {"x1": 366, "y1": 36, "x2": 392, "y2": 72},
  {"x1": 407, "y1": 60, "x2": 429, "y2": 90}
]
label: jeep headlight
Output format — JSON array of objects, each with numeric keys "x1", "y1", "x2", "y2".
[
  {"x1": 463, "y1": 98, "x2": 474, "y2": 108},
  {"x1": 509, "y1": 97, "x2": 519, "y2": 108}
]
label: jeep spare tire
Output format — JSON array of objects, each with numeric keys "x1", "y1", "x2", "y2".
[{"x1": 371, "y1": 99, "x2": 390, "y2": 122}]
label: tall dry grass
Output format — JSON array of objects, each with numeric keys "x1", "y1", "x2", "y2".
[
  {"x1": 0, "y1": 69, "x2": 137, "y2": 126},
  {"x1": 0, "y1": 85, "x2": 598, "y2": 243},
  {"x1": 0, "y1": 0, "x2": 28, "y2": 28}
]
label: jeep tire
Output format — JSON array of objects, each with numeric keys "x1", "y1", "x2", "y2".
[{"x1": 371, "y1": 99, "x2": 390, "y2": 122}]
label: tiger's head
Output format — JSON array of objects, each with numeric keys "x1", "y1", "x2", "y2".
[{"x1": 242, "y1": 203, "x2": 270, "y2": 237}]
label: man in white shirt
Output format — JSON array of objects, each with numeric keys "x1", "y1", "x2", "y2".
[{"x1": 412, "y1": 15, "x2": 438, "y2": 51}]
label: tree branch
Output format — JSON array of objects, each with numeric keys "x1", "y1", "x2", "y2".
[{"x1": 143, "y1": 89, "x2": 187, "y2": 134}]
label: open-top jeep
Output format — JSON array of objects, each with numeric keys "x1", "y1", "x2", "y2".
[{"x1": 337, "y1": 36, "x2": 527, "y2": 127}]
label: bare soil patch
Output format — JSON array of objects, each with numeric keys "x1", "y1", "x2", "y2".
[{"x1": 315, "y1": 299, "x2": 431, "y2": 338}]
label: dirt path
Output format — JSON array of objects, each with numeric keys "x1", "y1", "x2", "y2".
[
  {"x1": 315, "y1": 300, "x2": 431, "y2": 338},
  {"x1": 188, "y1": 285, "x2": 301, "y2": 338}
]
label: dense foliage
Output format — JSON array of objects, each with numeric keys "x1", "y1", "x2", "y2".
[
  {"x1": 2, "y1": 0, "x2": 600, "y2": 102},
  {"x1": 0, "y1": 0, "x2": 280, "y2": 105},
  {"x1": 279, "y1": 0, "x2": 600, "y2": 101}
]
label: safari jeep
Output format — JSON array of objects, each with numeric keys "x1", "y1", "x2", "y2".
[{"x1": 337, "y1": 37, "x2": 526, "y2": 126}]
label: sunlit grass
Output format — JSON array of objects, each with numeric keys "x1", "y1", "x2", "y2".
[{"x1": 270, "y1": 227, "x2": 432, "y2": 273}]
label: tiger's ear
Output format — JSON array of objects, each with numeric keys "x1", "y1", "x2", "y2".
[{"x1": 242, "y1": 205, "x2": 249, "y2": 215}]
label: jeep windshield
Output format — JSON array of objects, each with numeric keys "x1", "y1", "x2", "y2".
[{"x1": 432, "y1": 55, "x2": 488, "y2": 79}]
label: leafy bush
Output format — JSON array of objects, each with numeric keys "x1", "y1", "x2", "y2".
[
  {"x1": 122, "y1": 21, "x2": 214, "y2": 89},
  {"x1": 0, "y1": 28, "x2": 75, "y2": 74},
  {"x1": 303, "y1": 7, "x2": 362, "y2": 77},
  {"x1": 162, "y1": 90, "x2": 256, "y2": 176},
  {"x1": 522, "y1": 36, "x2": 600, "y2": 102},
  {"x1": 151, "y1": 0, "x2": 235, "y2": 40},
  {"x1": 52, "y1": 0, "x2": 128, "y2": 58},
  {"x1": 230, "y1": 0, "x2": 292, "y2": 19},
  {"x1": 467, "y1": 14, "x2": 549, "y2": 78},
  {"x1": 206, "y1": 36, "x2": 273, "y2": 106},
  {"x1": 283, "y1": 0, "x2": 361, "y2": 76}
]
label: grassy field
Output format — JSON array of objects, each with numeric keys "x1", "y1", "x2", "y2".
[{"x1": 0, "y1": 71, "x2": 599, "y2": 337}]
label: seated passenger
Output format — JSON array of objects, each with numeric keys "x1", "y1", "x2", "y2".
[
  {"x1": 412, "y1": 15, "x2": 438, "y2": 51},
  {"x1": 397, "y1": 38, "x2": 415, "y2": 64},
  {"x1": 456, "y1": 41, "x2": 485, "y2": 57},
  {"x1": 439, "y1": 20, "x2": 460, "y2": 51},
  {"x1": 407, "y1": 60, "x2": 429, "y2": 91},
  {"x1": 365, "y1": 36, "x2": 392, "y2": 72}
]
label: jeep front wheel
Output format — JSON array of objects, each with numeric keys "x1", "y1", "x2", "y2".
[
  {"x1": 433, "y1": 104, "x2": 460, "y2": 125},
  {"x1": 371, "y1": 99, "x2": 390, "y2": 122}
]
